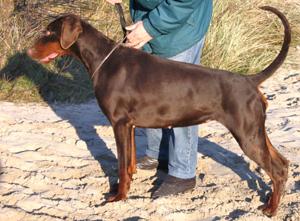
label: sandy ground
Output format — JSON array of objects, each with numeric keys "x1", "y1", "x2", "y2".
[{"x1": 0, "y1": 65, "x2": 299, "y2": 221}]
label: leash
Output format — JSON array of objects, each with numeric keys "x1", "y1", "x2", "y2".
[
  {"x1": 91, "y1": 3, "x2": 128, "y2": 79},
  {"x1": 115, "y1": 3, "x2": 127, "y2": 39}
]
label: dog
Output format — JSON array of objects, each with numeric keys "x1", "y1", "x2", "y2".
[{"x1": 27, "y1": 6, "x2": 291, "y2": 217}]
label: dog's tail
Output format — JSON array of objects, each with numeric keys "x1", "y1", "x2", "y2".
[{"x1": 249, "y1": 6, "x2": 291, "y2": 85}]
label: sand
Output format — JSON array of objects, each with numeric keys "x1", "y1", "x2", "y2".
[{"x1": 0, "y1": 65, "x2": 299, "y2": 220}]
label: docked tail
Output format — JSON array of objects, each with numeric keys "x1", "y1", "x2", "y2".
[{"x1": 249, "y1": 6, "x2": 291, "y2": 85}]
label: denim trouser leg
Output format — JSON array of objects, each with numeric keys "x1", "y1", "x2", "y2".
[{"x1": 146, "y1": 38, "x2": 205, "y2": 179}]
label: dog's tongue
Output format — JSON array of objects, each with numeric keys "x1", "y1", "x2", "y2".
[{"x1": 40, "y1": 52, "x2": 59, "y2": 62}]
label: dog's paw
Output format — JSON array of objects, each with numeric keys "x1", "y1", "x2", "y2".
[
  {"x1": 107, "y1": 193, "x2": 127, "y2": 202},
  {"x1": 258, "y1": 204, "x2": 278, "y2": 217}
]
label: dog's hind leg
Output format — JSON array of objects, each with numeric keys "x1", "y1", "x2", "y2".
[
  {"x1": 261, "y1": 134, "x2": 289, "y2": 216},
  {"x1": 107, "y1": 119, "x2": 132, "y2": 202},
  {"x1": 223, "y1": 104, "x2": 288, "y2": 216}
]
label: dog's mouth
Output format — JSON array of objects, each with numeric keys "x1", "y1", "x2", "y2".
[
  {"x1": 39, "y1": 52, "x2": 59, "y2": 63},
  {"x1": 27, "y1": 48, "x2": 59, "y2": 64}
]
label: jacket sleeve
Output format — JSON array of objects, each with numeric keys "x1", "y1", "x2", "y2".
[{"x1": 143, "y1": 0, "x2": 203, "y2": 38}]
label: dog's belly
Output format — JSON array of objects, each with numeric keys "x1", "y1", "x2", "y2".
[{"x1": 131, "y1": 106, "x2": 214, "y2": 128}]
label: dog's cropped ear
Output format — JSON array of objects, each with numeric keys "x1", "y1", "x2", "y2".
[{"x1": 60, "y1": 16, "x2": 83, "y2": 49}]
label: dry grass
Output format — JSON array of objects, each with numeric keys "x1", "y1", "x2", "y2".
[
  {"x1": 0, "y1": 0, "x2": 299, "y2": 103},
  {"x1": 0, "y1": 0, "x2": 124, "y2": 103},
  {"x1": 202, "y1": 0, "x2": 300, "y2": 74}
]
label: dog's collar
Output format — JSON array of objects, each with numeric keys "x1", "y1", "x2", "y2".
[{"x1": 91, "y1": 35, "x2": 127, "y2": 79}]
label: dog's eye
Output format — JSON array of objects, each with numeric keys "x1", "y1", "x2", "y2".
[
  {"x1": 45, "y1": 31, "x2": 51, "y2": 36},
  {"x1": 42, "y1": 30, "x2": 54, "y2": 36}
]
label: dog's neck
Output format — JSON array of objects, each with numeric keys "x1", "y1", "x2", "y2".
[{"x1": 69, "y1": 21, "x2": 117, "y2": 78}]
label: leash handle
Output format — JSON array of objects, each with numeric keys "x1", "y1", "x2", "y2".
[{"x1": 114, "y1": 3, "x2": 127, "y2": 39}]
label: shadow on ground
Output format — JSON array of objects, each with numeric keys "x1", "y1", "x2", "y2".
[{"x1": 0, "y1": 52, "x2": 118, "y2": 198}]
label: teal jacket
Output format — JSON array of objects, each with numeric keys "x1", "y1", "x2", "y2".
[{"x1": 130, "y1": 0, "x2": 213, "y2": 58}]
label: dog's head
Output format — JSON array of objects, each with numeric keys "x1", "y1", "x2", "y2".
[{"x1": 27, "y1": 14, "x2": 83, "y2": 63}]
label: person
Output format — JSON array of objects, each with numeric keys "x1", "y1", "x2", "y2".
[{"x1": 106, "y1": 0, "x2": 213, "y2": 197}]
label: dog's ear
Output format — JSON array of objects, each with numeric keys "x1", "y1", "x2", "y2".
[{"x1": 60, "y1": 15, "x2": 83, "y2": 49}]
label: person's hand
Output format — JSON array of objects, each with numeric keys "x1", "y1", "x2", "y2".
[
  {"x1": 125, "y1": 21, "x2": 153, "y2": 49},
  {"x1": 106, "y1": 0, "x2": 122, "y2": 5}
]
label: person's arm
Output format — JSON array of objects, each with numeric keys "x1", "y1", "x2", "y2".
[
  {"x1": 126, "y1": 0, "x2": 203, "y2": 49},
  {"x1": 143, "y1": 0, "x2": 202, "y2": 39}
]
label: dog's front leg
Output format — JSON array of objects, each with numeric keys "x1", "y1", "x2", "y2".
[
  {"x1": 107, "y1": 120, "x2": 132, "y2": 202},
  {"x1": 128, "y1": 126, "x2": 137, "y2": 179}
]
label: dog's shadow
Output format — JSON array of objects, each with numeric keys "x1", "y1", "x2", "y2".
[
  {"x1": 0, "y1": 52, "x2": 120, "y2": 198},
  {"x1": 0, "y1": 52, "x2": 270, "y2": 204}
]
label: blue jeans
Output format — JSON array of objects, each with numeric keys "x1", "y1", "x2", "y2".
[{"x1": 146, "y1": 38, "x2": 205, "y2": 179}]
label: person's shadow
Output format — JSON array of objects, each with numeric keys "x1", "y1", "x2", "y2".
[
  {"x1": 0, "y1": 52, "x2": 270, "y2": 204},
  {"x1": 196, "y1": 137, "x2": 271, "y2": 202}
]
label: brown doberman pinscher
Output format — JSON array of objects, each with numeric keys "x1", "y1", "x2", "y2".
[{"x1": 27, "y1": 6, "x2": 291, "y2": 217}]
